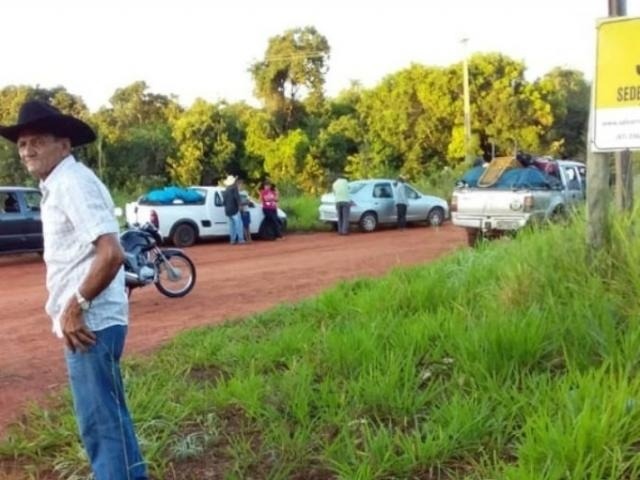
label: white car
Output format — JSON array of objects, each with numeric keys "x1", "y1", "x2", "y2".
[
  {"x1": 124, "y1": 186, "x2": 287, "y2": 247},
  {"x1": 318, "y1": 179, "x2": 449, "y2": 232}
]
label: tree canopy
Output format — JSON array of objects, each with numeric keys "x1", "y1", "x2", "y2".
[{"x1": 0, "y1": 28, "x2": 590, "y2": 196}]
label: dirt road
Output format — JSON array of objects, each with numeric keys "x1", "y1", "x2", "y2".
[{"x1": 0, "y1": 225, "x2": 466, "y2": 437}]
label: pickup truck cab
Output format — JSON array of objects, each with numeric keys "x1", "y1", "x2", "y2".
[
  {"x1": 451, "y1": 159, "x2": 585, "y2": 245},
  {"x1": 125, "y1": 186, "x2": 287, "y2": 247},
  {"x1": 0, "y1": 186, "x2": 43, "y2": 254}
]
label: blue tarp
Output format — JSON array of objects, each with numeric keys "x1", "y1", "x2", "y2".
[
  {"x1": 142, "y1": 187, "x2": 205, "y2": 204},
  {"x1": 458, "y1": 167, "x2": 561, "y2": 190}
]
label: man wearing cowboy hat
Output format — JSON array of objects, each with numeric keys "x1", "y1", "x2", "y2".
[
  {"x1": 222, "y1": 174, "x2": 245, "y2": 245},
  {"x1": 0, "y1": 100, "x2": 147, "y2": 479}
]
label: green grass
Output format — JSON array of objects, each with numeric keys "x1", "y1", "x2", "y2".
[
  {"x1": 3, "y1": 210, "x2": 640, "y2": 479},
  {"x1": 278, "y1": 195, "x2": 327, "y2": 232}
]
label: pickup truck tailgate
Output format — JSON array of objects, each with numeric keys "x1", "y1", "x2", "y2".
[
  {"x1": 455, "y1": 190, "x2": 524, "y2": 216},
  {"x1": 125, "y1": 202, "x2": 153, "y2": 226}
]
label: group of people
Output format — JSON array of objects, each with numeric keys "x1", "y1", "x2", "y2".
[
  {"x1": 331, "y1": 174, "x2": 410, "y2": 235},
  {"x1": 221, "y1": 175, "x2": 283, "y2": 244}
]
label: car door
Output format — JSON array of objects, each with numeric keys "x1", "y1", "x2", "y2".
[
  {"x1": 560, "y1": 166, "x2": 583, "y2": 206},
  {"x1": 524, "y1": 169, "x2": 554, "y2": 219},
  {"x1": 372, "y1": 182, "x2": 395, "y2": 223},
  {"x1": 211, "y1": 190, "x2": 230, "y2": 235},
  {"x1": 404, "y1": 185, "x2": 424, "y2": 221},
  {"x1": 21, "y1": 190, "x2": 43, "y2": 250},
  {"x1": 0, "y1": 191, "x2": 27, "y2": 252}
]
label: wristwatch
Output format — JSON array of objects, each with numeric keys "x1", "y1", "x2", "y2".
[{"x1": 75, "y1": 291, "x2": 91, "y2": 311}]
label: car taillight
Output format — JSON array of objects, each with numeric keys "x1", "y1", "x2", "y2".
[
  {"x1": 523, "y1": 195, "x2": 534, "y2": 212},
  {"x1": 150, "y1": 209, "x2": 159, "y2": 228},
  {"x1": 450, "y1": 194, "x2": 458, "y2": 213}
]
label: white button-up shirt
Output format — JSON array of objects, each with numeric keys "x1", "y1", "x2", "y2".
[{"x1": 40, "y1": 155, "x2": 127, "y2": 338}]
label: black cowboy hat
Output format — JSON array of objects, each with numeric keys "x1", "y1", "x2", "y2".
[{"x1": 0, "y1": 100, "x2": 96, "y2": 147}]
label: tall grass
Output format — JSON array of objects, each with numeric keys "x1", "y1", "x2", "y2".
[
  {"x1": 3, "y1": 210, "x2": 640, "y2": 479},
  {"x1": 278, "y1": 195, "x2": 326, "y2": 232}
]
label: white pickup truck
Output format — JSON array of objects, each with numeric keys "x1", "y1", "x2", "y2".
[
  {"x1": 125, "y1": 186, "x2": 287, "y2": 247},
  {"x1": 451, "y1": 159, "x2": 586, "y2": 245}
]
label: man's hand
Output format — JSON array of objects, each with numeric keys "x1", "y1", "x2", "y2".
[{"x1": 61, "y1": 296, "x2": 96, "y2": 353}]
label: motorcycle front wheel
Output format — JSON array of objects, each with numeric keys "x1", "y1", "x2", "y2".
[{"x1": 155, "y1": 252, "x2": 196, "y2": 298}]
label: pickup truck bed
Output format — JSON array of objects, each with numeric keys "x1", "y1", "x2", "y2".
[{"x1": 451, "y1": 160, "x2": 586, "y2": 245}]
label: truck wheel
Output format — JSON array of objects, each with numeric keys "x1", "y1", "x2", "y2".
[
  {"x1": 359, "y1": 212, "x2": 378, "y2": 232},
  {"x1": 427, "y1": 207, "x2": 445, "y2": 226},
  {"x1": 171, "y1": 223, "x2": 197, "y2": 248},
  {"x1": 551, "y1": 206, "x2": 568, "y2": 224},
  {"x1": 466, "y1": 228, "x2": 481, "y2": 247}
]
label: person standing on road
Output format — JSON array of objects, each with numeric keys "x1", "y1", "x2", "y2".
[
  {"x1": 236, "y1": 178, "x2": 252, "y2": 243},
  {"x1": 259, "y1": 180, "x2": 282, "y2": 239},
  {"x1": 394, "y1": 175, "x2": 408, "y2": 230},
  {"x1": 222, "y1": 175, "x2": 245, "y2": 245},
  {"x1": 0, "y1": 100, "x2": 147, "y2": 479},
  {"x1": 332, "y1": 174, "x2": 350, "y2": 235}
]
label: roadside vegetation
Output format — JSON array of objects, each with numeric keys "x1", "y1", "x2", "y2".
[
  {"x1": 0, "y1": 25, "x2": 591, "y2": 201},
  {"x1": 2, "y1": 209, "x2": 640, "y2": 479}
]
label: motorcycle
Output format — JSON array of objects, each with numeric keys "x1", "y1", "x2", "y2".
[{"x1": 120, "y1": 222, "x2": 196, "y2": 298}]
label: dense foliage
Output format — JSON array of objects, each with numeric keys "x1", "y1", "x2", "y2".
[{"x1": 0, "y1": 26, "x2": 589, "y2": 197}]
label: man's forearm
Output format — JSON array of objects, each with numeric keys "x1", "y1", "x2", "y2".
[{"x1": 77, "y1": 234, "x2": 124, "y2": 301}]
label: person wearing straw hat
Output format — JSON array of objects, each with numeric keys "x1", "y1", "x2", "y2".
[
  {"x1": 222, "y1": 174, "x2": 245, "y2": 244},
  {"x1": 0, "y1": 100, "x2": 147, "y2": 479}
]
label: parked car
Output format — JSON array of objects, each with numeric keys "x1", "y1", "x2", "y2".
[
  {"x1": 451, "y1": 159, "x2": 586, "y2": 245},
  {"x1": 0, "y1": 186, "x2": 43, "y2": 254},
  {"x1": 124, "y1": 186, "x2": 287, "y2": 247},
  {"x1": 318, "y1": 179, "x2": 449, "y2": 232}
]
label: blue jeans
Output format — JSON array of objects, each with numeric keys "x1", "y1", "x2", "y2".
[
  {"x1": 227, "y1": 213, "x2": 245, "y2": 244},
  {"x1": 65, "y1": 325, "x2": 147, "y2": 480}
]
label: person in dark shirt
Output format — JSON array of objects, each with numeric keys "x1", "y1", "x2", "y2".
[{"x1": 222, "y1": 175, "x2": 245, "y2": 245}]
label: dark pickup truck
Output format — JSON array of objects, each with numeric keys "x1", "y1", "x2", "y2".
[{"x1": 0, "y1": 186, "x2": 43, "y2": 254}]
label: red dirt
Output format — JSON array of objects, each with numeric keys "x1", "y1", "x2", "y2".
[{"x1": 0, "y1": 225, "x2": 466, "y2": 438}]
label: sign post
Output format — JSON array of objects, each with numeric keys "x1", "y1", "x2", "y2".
[
  {"x1": 588, "y1": 14, "x2": 640, "y2": 253},
  {"x1": 593, "y1": 16, "x2": 640, "y2": 152}
]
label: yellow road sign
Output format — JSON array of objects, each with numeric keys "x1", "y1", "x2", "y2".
[{"x1": 593, "y1": 16, "x2": 640, "y2": 151}]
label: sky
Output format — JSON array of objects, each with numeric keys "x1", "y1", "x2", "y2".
[{"x1": 2, "y1": 0, "x2": 640, "y2": 112}]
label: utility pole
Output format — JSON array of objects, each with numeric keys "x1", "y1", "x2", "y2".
[
  {"x1": 461, "y1": 38, "x2": 473, "y2": 165},
  {"x1": 609, "y1": 0, "x2": 633, "y2": 212}
]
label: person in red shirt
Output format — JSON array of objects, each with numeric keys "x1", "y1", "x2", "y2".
[{"x1": 259, "y1": 180, "x2": 282, "y2": 239}]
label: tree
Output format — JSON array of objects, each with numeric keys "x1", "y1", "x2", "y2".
[
  {"x1": 537, "y1": 68, "x2": 590, "y2": 159},
  {"x1": 464, "y1": 53, "x2": 552, "y2": 157},
  {"x1": 168, "y1": 99, "x2": 236, "y2": 186},
  {"x1": 263, "y1": 129, "x2": 310, "y2": 187},
  {"x1": 0, "y1": 85, "x2": 89, "y2": 125},
  {"x1": 250, "y1": 26, "x2": 330, "y2": 134},
  {"x1": 90, "y1": 82, "x2": 180, "y2": 188},
  {"x1": 357, "y1": 64, "x2": 457, "y2": 176}
]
